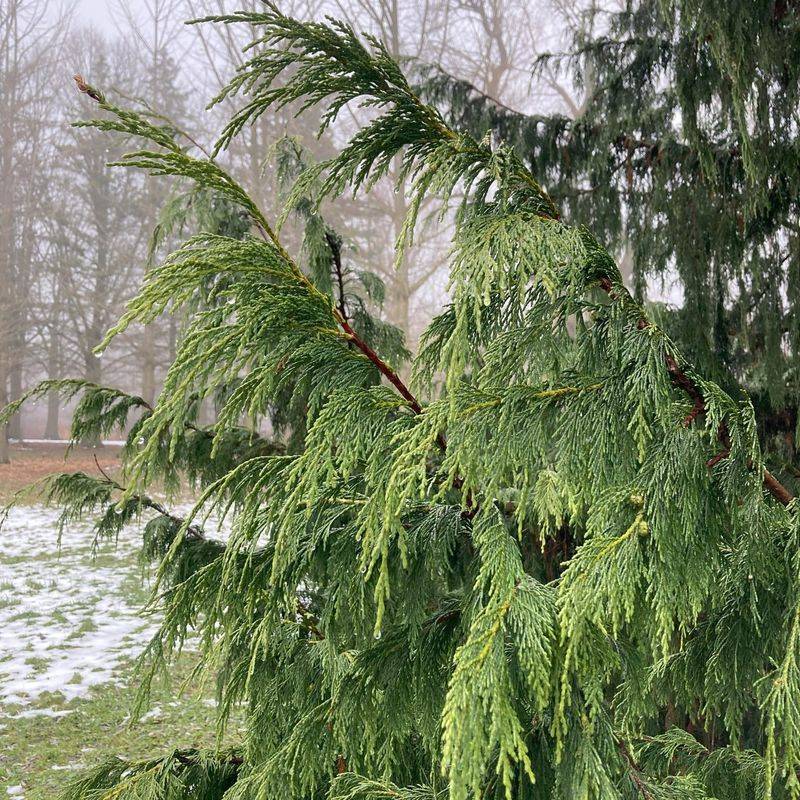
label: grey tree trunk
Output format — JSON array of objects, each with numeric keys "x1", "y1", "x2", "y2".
[
  {"x1": 7, "y1": 339, "x2": 23, "y2": 441},
  {"x1": 44, "y1": 390, "x2": 60, "y2": 440},
  {"x1": 141, "y1": 326, "x2": 156, "y2": 407},
  {"x1": 0, "y1": 354, "x2": 9, "y2": 463}
]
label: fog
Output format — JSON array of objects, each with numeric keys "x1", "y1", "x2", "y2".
[
  {"x1": 73, "y1": 0, "x2": 116, "y2": 30},
  {"x1": 0, "y1": 0, "x2": 585, "y2": 455}
]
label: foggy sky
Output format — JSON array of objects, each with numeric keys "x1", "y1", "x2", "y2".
[{"x1": 60, "y1": 0, "x2": 116, "y2": 32}]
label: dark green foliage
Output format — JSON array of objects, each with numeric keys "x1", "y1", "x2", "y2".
[
  {"x1": 0, "y1": 380, "x2": 150, "y2": 448},
  {"x1": 59, "y1": 749, "x2": 241, "y2": 800},
  {"x1": 416, "y1": 0, "x2": 800, "y2": 501},
  {"x1": 7, "y1": 4, "x2": 800, "y2": 800}
]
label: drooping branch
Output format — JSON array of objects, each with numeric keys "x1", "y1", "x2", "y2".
[
  {"x1": 595, "y1": 278, "x2": 795, "y2": 506},
  {"x1": 418, "y1": 69, "x2": 795, "y2": 507},
  {"x1": 173, "y1": 750, "x2": 244, "y2": 768},
  {"x1": 74, "y1": 76, "x2": 430, "y2": 435},
  {"x1": 325, "y1": 230, "x2": 349, "y2": 322},
  {"x1": 92, "y1": 455, "x2": 206, "y2": 539}
]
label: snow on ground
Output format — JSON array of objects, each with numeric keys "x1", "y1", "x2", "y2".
[{"x1": 0, "y1": 506, "x2": 159, "y2": 712}]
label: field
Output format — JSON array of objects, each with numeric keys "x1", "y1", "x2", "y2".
[{"x1": 0, "y1": 444, "x2": 232, "y2": 799}]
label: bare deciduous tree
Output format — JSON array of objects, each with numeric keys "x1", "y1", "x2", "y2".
[{"x1": 0, "y1": 0, "x2": 70, "y2": 460}]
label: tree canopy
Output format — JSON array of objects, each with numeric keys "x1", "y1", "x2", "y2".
[
  {"x1": 4, "y1": 3, "x2": 800, "y2": 799},
  {"x1": 419, "y1": 0, "x2": 800, "y2": 499}
]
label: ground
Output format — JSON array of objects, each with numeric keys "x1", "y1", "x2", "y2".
[
  {"x1": 0, "y1": 442, "x2": 123, "y2": 503},
  {"x1": 0, "y1": 443, "x2": 233, "y2": 799}
]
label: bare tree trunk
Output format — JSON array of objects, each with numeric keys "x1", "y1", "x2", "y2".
[
  {"x1": 44, "y1": 304, "x2": 63, "y2": 439},
  {"x1": 620, "y1": 240, "x2": 635, "y2": 289},
  {"x1": 0, "y1": 3, "x2": 17, "y2": 462},
  {"x1": 141, "y1": 325, "x2": 156, "y2": 406},
  {"x1": 390, "y1": 157, "x2": 411, "y2": 339},
  {"x1": 0, "y1": 1, "x2": 68, "y2": 459},
  {"x1": 86, "y1": 210, "x2": 107, "y2": 387},
  {"x1": 0, "y1": 287, "x2": 11, "y2": 461},
  {"x1": 80, "y1": 337, "x2": 102, "y2": 447},
  {"x1": 7, "y1": 330, "x2": 23, "y2": 440},
  {"x1": 80, "y1": 139, "x2": 112, "y2": 446},
  {"x1": 0, "y1": 353, "x2": 9, "y2": 463},
  {"x1": 83, "y1": 339, "x2": 101, "y2": 385},
  {"x1": 168, "y1": 315, "x2": 177, "y2": 364},
  {"x1": 44, "y1": 389, "x2": 60, "y2": 439}
]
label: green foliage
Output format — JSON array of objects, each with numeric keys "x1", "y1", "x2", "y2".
[
  {"x1": 0, "y1": 379, "x2": 150, "y2": 447},
  {"x1": 416, "y1": 0, "x2": 800, "y2": 499},
  {"x1": 7, "y1": 5, "x2": 800, "y2": 800},
  {"x1": 59, "y1": 749, "x2": 241, "y2": 800},
  {"x1": 442, "y1": 508, "x2": 555, "y2": 800}
]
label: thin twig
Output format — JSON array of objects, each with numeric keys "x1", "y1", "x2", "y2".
[
  {"x1": 325, "y1": 230, "x2": 349, "y2": 322},
  {"x1": 92, "y1": 454, "x2": 205, "y2": 539},
  {"x1": 617, "y1": 740, "x2": 655, "y2": 800}
]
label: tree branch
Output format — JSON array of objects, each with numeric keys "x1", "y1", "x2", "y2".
[
  {"x1": 323, "y1": 235, "x2": 450, "y2": 452},
  {"x1": 617, "y1": 740, "x2": 655, "y2": 800},
  {"x1": 174, "y1": 750, "x2": 244, "y2": 768},
  {"x1": 598, "y1": 276, "x2": 794, "y2": 505},
  {"x1": 92, "y1": 454, "x2": 205, "y2": 539},
  {"x1": 337, "y1": 315, "x2": 422, "y2": 414},
  {"x1": 325, "y1": 230, "x2": 349, "y2": 322}
]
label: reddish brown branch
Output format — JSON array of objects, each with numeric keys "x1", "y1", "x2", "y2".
[
  {"x1": 682, "y1": 396, "x2": 704, "y2": 428},
  {"x1": 323, "y1": 234, "x2": 426, "y2": 416},
  {"x1": 617, "y1": 740, "x2": 655, "y2": 800},
  {"x1": 296, "y1": 596, "x2": 324, "y2": 639},
  {"x1": 339, "y1": 318, "x2": 422, "y2": 413},
  {"x1": 340, "y1": 316, "x2": 451, "y2": 455},
  {"x1": 764, "y1": 468, "x2": 795, "y2": 506},
  {"x1": 706, "y1": 449, "x2": 730, "y2": 469},
  {"x1": 326, "y1": 235, "x2": 453, "y2": 457},
  {"x1": 598, "y1": 277, "x2": 794, "y2": 506}
]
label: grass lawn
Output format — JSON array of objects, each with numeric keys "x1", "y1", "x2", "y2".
[
  {"x1": 0, "y1": 654, "x2": 240, "y2": 799},
  {"x1": 0, "y1": 442, "x2": 124, "y2": 504},
  {"x1": 0, "y1": 443, "x2": 236, "y2": 799}
]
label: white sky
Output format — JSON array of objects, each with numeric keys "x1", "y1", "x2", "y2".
[
  {"x1": 46, "y1": 0, "x2": 120, "y2": 34},
  {"x1": 72, "y1": 0, "x2": 118, "y2": 32}
]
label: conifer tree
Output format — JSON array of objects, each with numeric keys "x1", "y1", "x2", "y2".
[
  {"x1": 5, "y1": 5, "x2": 800, "y2": 799},
  {"x1": 417, "y1": 0, "x2": 800, "y2": 499}
]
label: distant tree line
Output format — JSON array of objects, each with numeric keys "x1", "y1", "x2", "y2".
[{"x1": 0, "y1": 0, "x2": 573, "y2": 462}]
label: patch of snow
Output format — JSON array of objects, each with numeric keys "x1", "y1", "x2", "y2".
[
  {"x1": 138, "y1": 705, "x2": 162, "y2": 721},
  {"x1": 2, "y1": 708, "x2": 76, "y2": 720},
  {"x1": 0, "y1": 506, "x2": 158, "y2": 710},
  {"x1": 0, "y1": 504, "x2": 230, "y2": 714},
  {"x1": 6, "y1": 787, "x2": 23, "y2": 797},
  {"x1": 8, "y1": 439, "x2": 125, "y2": 446}
]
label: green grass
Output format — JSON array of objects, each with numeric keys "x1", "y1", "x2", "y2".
[
  {"x1": 0, "y1": 483, "x2": 238, "y2": 800},
  {"x1": 0, "y1": 653, "x2": 241, "y2": 799}
]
